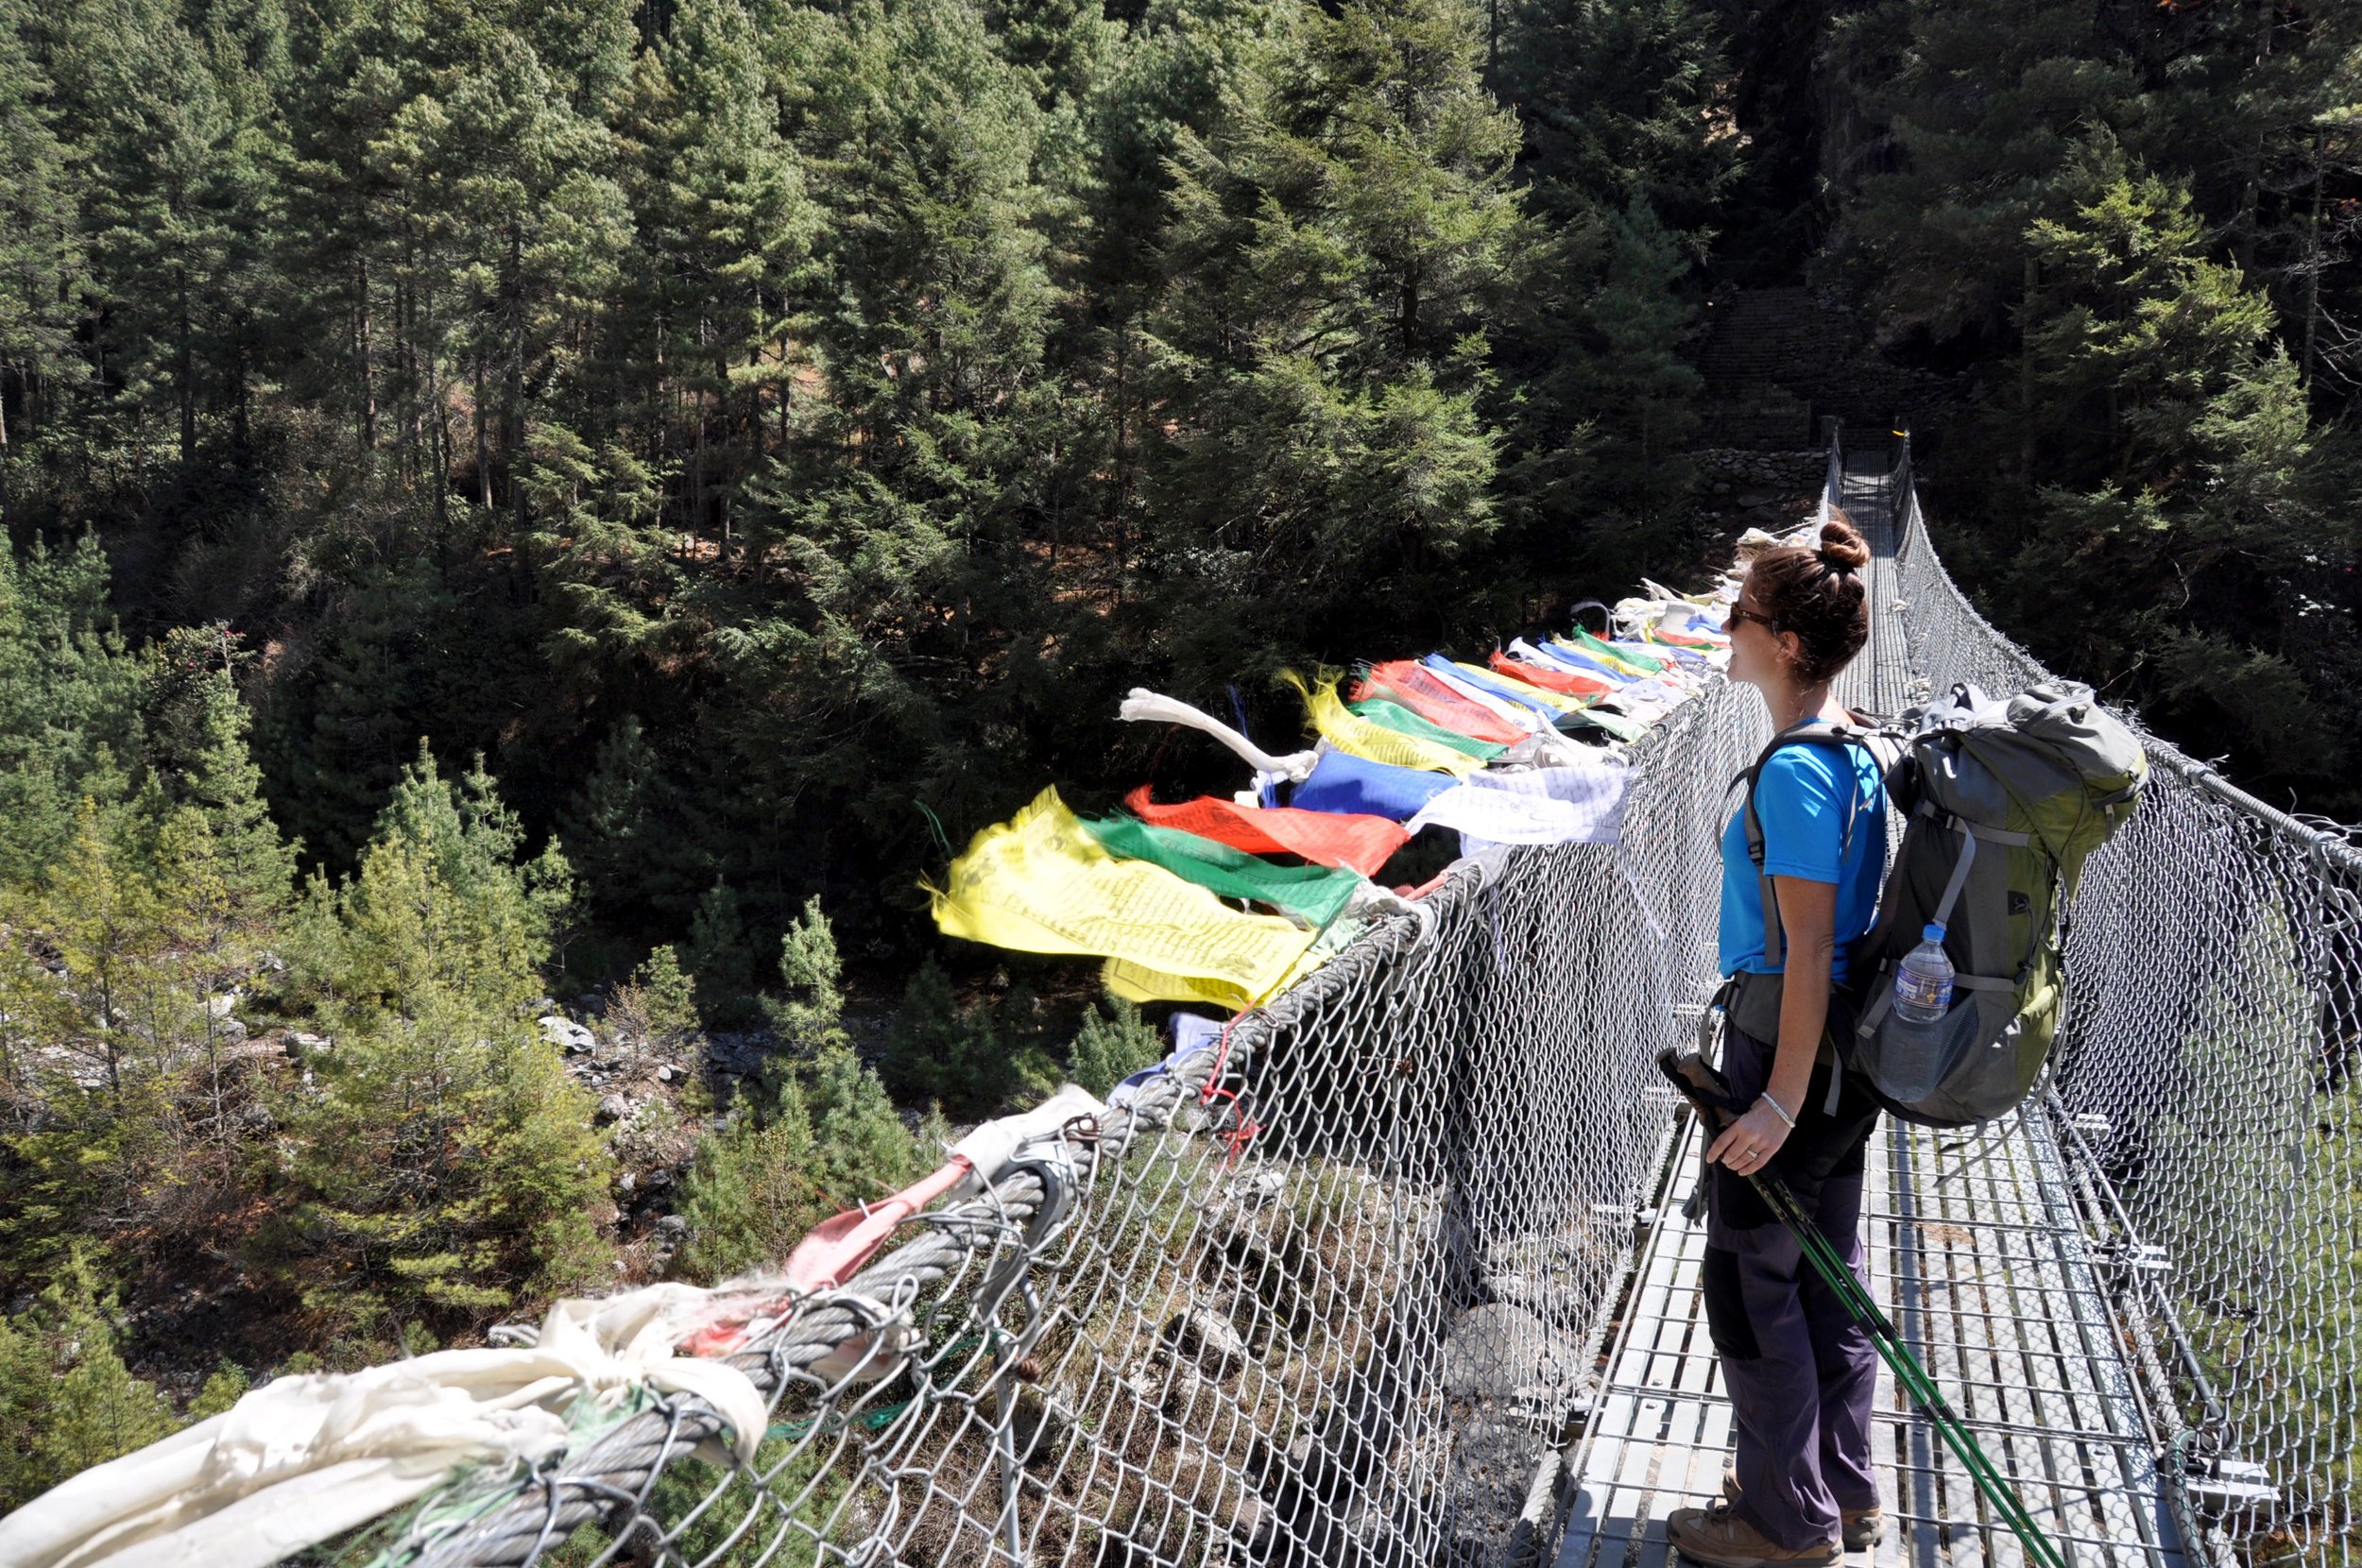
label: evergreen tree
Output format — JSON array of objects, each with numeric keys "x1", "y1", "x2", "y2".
[
  {"x1": 47, "y1": 0, "x2": 246, "y2": 469},
  {"x1": 0, "y1": 537, "x2": 142, "y2": 890},
  {"x1": 766, "y1": 895, "x2": 849, "y2": 1058},
  {"x1": 675, "y1": 1043, "x2": 938, "y2": 1283},
  {"x1": 0, "y1": 0, "x2": 86, "y2": 510},
  {"x1": 1067, "y1": 997, "x2": 1159, "y2": 1099},
  {"x1": 275, "y1": 747, "x2": 610, "y2": 1332},
  {"x1": 0, "y1": 1252, "x2": 177, "y2": 1510},
  {"x1": 2000, "y1": 147, "x2": 2349, "y2": 778},
  {"x1": 685, "y1": 876, "x2": 756, "y2": 1022},
  {"x1": 1139, "y1": 0, "x2": 1528, "y2": 673}
]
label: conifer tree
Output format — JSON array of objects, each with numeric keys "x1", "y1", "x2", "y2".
[
  {"x1": 1140, "y1": 0, "x2": 1527, "y2": 667},
  {"x1": 0, "y1": 1252, "x2": 177, "y2": 1509},
  {"x1": 2000, "y1": 147, "x2": 2346, "y2": 775},
  {"x1": 276, "y1": 747, "x2": 610, "y2": 1331},
  {"x1": 0, "y1": 1, "x2": 85, "y2": 507}
]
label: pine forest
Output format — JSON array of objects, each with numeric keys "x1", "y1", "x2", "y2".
[{"x1": 0, "y1": 0, "x2": 2358, "y2": 1506}]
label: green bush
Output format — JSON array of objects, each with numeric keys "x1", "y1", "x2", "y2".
[
  {"x1": 676, "y1": 1046, "x2": 947, "y2": 1284},
  {"x1": 1068, "y1": 999, "x2": 1162, "y2": 1099},
  {"x1": 0, "y1": 1253, "x2": 177, "y2": 1511}
]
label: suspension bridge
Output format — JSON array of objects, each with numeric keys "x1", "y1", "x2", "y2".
[{"x1": 14, "y1": 434, "x2": 2362, "y2": 1568}]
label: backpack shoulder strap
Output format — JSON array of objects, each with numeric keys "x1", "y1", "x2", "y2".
[{"x1": 1734, "y1": 713, "x2": 1895, "y2": 970}]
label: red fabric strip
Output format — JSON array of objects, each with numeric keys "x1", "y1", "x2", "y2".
[
  {"x1": 1487, "y1": 649, "x2": 1619, "y2": 699},
  {"x1": 1352, "y1": 660, "x2": 1530, "y2": 745},
  {"x1": 1124, "y1": 786, "x2": 1411, "y2": 876}
]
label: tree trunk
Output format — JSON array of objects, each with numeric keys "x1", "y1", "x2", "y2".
[
  {"x1": 507, "y1": 223, "x2": 526, "y2": 538},
  {"x1": 2303, "y1": 150, "x2": 2325, "y2": 388},
  {"x1": 177, "y1": 262, "x2": 196, "y2": 466},
  {"x1": 2019, "y1": 254, "x2": 2037, "y2": 479},
  {"x1": 358, "y1": 257, "x2": 377, "y2": 452},
  {"x1": 475, "y1": 350, "x2": 493, "y2": 510}
]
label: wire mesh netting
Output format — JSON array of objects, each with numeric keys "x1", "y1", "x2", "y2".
[
  {"x1": 335, "y1": 663, "x2": 1769, "y2": 1568},
  {"x1": 273, "y1": 438, "x2": 2362, "y2": 1568},
  {"x1": 1890, "y1": 464, "x2": 2362, "y2": 1565}
]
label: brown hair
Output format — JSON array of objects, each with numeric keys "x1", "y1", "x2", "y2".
[{"x1": 1743, "y1": 511, "x2": 1871, "y2": 685}]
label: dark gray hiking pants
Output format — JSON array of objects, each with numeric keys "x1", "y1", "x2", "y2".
[{"x1": 1702, "y1": 1025, "x2": 1882, "y2": 1550}]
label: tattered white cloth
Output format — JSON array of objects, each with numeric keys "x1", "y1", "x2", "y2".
[
  {"x1": 1407, "y1": 756, "x2": 1632, "y2": 849},
  {"x1": 0, "y1": 1285, "x2": 768, "y2": 1568}
]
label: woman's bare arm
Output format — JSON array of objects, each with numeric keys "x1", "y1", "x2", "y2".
[{"x1": 1707, "y1": 872, "x2": 1839, "y2": 1168}]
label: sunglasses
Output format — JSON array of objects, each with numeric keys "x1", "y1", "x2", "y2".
[{"x1": 1729, "y1": 605, "x2": 1781, "y2": 636}]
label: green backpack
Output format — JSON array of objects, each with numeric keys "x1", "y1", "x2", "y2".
[
  {"x1": 1847, "y1": 681, "x2": 2147, "y2": 1126},
  {"x1": 1730, "y1": 681, "x2": 2147, "y2": 1127}
]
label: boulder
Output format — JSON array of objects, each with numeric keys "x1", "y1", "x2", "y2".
[
  {"x1": 539, "y1": 1015, "x2": 595, "y2": 1054},
  {"x1": 1443, "y1": 1303, "x2": 1582, "y2": 1406},
  {"x1": 1163, "y1": 1307, "x2": 1247, "y2": 1377},
  {"x1": 595, "y1": 1094, "x2": 630, "y2": 1125}
]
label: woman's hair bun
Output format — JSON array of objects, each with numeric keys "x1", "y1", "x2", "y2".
[{"x1": 1817, "y1": 518, "x2": 1870, "y2": 573}]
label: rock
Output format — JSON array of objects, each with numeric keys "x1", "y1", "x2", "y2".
[
  {"x1": 239, "y1": 1101, "x2": 276, "y2": 1132},
  {"x1": 575, "y1": 991, "x2": 607, "y2": 1018},
  {"x1": 539, "y1": 1015, "x2": 595, "y2": 1054},
  {"x1": 206, "y1": 991, "x2": 242, "y2": 1019},
  {"x1": 655, "y1": 1215, "x2": 688, "y2": 1238},
  {"x1": 654, "y1": 1064, "x2": 675, "y2": 1083},
  {"x1": 643, "y1": 1167, "x2": 675, "y2": 1191},
  {"x1": 1735, "y1": 490, "x2": 1774, "y2": 509},
  {"x1": 595, "y1": 1094, "x2": 630, "y2": 1125},
  {"x1": 1443, "y1": 1303, "x2": 1583, "y2": 1406},
  {"x1": 214, "y1": 1016, "x2": 248, "y2": 1045},
  {"x1": 1711, "y1": 481, "x2": 1733, "y2": 495},
  {"x1": 1163, "y1": 1308, "x2": 1247, "y2": 1376},
  {"x1": 284, "y1": 1031, "x2": 330, "y2": 1058},
  {"x1": 526, "y1": 996, "x2": 556, "y2": 1015},
  {"x1": 617, "y1": 1170, "x2": 637, "y2": 1194}
]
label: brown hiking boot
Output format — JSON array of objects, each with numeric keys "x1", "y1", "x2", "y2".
[
  {"x1": 1720, "y1": 1470, "x2": 1886, "y2": 1551},
  {"x1": 1669, "y1": 1501, "x2": 1840, "y2": 1568}
]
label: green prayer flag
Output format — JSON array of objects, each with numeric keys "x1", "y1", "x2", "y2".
[
  {"x1": 1347, "y1": 698, "x2": 1509, "y2": 759},
  {"x1": 1559, "y1": 705, "x2": 1647, "y2": 743},
  {"x1": 1080, "y1": 815, "x2": 1364, "y2": 926},
  {"x1": 1574, "y1": 626, "x2": 1667, "y2": 675}
]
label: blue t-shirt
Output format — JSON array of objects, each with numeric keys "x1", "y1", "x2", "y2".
[{"x1": 1719, "y1": 741, "x2": 1887, "y2": 982}]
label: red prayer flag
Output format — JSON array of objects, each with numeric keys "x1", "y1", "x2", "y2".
[
  {"x1": 1124, "y1": 787, "x2": 1411, "y2": 876},
  {"x1": 1487, "y1": 649, "x2": 1619, "y2": 699},
  {"x1": 1352, "y1": 660, "x2": 1530, "y2": 745}
]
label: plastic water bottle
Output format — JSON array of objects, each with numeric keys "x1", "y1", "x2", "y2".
[{"x1": 1893, "y1": 924, "x2": 1955, "y2": 1025}]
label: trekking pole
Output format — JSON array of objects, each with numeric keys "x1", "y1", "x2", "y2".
[{"x1": 1655, "y1": 1049, "x2": 2070, "y2": 1568}]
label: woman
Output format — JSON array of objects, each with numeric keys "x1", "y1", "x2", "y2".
[{"x1": 1669, "y1": 515, "x2": 1887, "y2": 1568}]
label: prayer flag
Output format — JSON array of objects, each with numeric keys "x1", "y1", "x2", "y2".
[
  {"x1": 929, "y1": 789, "x2": 1316, "y2": 1008},
  {"x1": 1347, "y1": 697, "x2": 1509, "y2": 760},
  {"x1": 1125, "y1": 786, "x2": 1410, "y2": 876},
  {"x1": 1290, "y1": 672, "x2": 1482, "y2": 775},
  {"x1": 1289, "y1": 746, "x2": 1459, "y2": 821},
  {"x1": 1353, "y1": 660, "x2": 1531, "y2": 744},
  {"x1": 1082, "y1": 813, "x2": 1363, "y2": 926},
  {"x1": 1488, "y1": 649, "x2": 1620, "y2": 699}
]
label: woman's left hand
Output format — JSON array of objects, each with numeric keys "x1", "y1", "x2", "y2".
[{"x1": 1707, "y1": 1098, "x2": 1794, "y2": 1176}]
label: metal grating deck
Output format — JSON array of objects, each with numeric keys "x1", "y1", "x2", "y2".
[{"x1": 1552, "y1": 1110, "x2": 2187, "y2": 1568}]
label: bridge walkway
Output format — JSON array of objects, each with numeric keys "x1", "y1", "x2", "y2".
[{"x1": 1552, "y1": 454, "x2": 2191, "y2": 1568}]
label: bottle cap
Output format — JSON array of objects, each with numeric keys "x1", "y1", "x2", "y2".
[{"x1": 1922, "y1": 923, "x2": 1946, "y2": 943}]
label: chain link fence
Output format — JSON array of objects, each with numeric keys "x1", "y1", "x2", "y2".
[
  {"x1": 266, "y1": 441, "x2": 2362, "y2": 1568},
  {"x1": 1891, "y1": 459, "x2": 2362, "y2": 1566}
]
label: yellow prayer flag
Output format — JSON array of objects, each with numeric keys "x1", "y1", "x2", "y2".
[
  {"x1": 1103, "y1": 957, "x2": 1255, "y2": 1012},
  {"x1": 929, "y1": 789, "x2": 1317, "y2": 1003},
  {"x1": 1289, "y1": 672, "x2": 1481, "y2": 776}
]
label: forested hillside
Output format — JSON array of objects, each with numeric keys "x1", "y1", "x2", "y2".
[{"x1": 0, "y1": 0, "x2": 2357, "y2": 1504}]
